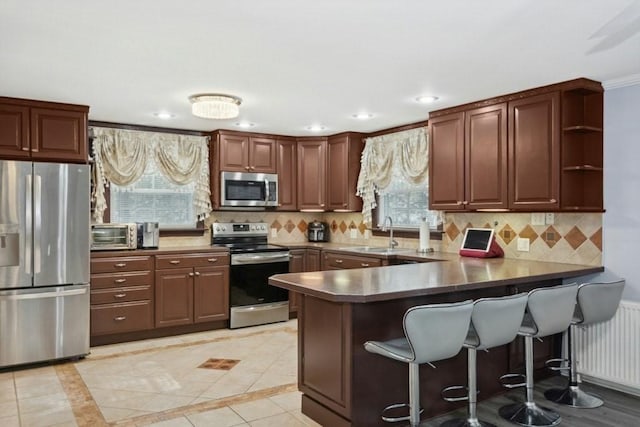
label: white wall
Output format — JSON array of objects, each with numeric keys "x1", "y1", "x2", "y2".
[{"x1": 603, "y1": 82, "x2": 640, "y2": 302}]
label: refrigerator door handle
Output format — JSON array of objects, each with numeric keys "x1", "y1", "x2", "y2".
[
  {"x1": 25, "y1": 174, "x2": 33, "y2": 275},
  {"x1": 0, "y1": 287, "x2": 88, "y2": 301},
  {"x1": 34, "y1": 174, "x2": 42, "y2": 274}
]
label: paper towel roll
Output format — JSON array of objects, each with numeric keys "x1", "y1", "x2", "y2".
[{"x1": 419, "y1": 220, "x2": 430, "y2": 252}]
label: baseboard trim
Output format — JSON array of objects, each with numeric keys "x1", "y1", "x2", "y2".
[{"x1": 582, "y1": 374, "x2": 640, "y2": 398}]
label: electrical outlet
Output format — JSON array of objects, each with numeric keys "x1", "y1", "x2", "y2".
[
  {"x1": 517, "y1": 238, "x2": 530, "y2": 252},
  {"x1": 350, "y1": 228, "x2": 357, "y2": 239},
  {"x1": 545, "y1": 213, "x2": 555, "y2": 225},
  {"x1": 270, "y1": 228, "x2": 278, "y2": 238},
  {"x1": 531, "y1": 213, "x2": 545, "y2": 226}
]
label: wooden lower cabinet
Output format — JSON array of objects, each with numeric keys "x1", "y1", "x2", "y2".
[
  {"x1": 90, "y1": 256, "x2": 154, "y2": 336},
  {"x1": 289, "y1": 248, "x2": 325, "y2": 312},
  {"x1": 321, "y1": 251, "x2": 385, "y2": 270},
  {"x1": 155, "y1": 253, "x2": 230, "y2": 328}
]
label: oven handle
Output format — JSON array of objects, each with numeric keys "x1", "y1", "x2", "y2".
[{"x1": 231, "y1": 252, "x2": 290, "y2": 265}]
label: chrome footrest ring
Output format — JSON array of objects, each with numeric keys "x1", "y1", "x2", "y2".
[
  {"x1": 499, "y1": 373, "x2": 526, "y2": 389},
  {"x1": 544, "y1": 358, "x2": 569, "y2": 372},
  {"x1": 441, "y1": 385, "x2": 470, "y2": 402},
  {"x1": 381, "y1": 403, "x2": 423, "y2": 423}
]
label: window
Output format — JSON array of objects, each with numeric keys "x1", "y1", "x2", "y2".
[
  {"x1": 375, "y1": 170, "x2": 441, "y2": 230},
  {"x1": 110, "y1": 161, "x2": 196, "y2": 229}
]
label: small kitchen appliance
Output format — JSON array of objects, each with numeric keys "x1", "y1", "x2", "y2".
[
  {"x1": 307, "y1": 220, "x2": 329, "y2": 242},
  {"x1": 137, "y1": 222, "x2": 160, "y2": 249},
  {"x1": 91, "y1": 223, "x2": 137, "y2": 251}
]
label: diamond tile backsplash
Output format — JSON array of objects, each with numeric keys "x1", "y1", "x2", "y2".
[{"x1": 160, "y1": 210, "x2": 602, "y2": 267}]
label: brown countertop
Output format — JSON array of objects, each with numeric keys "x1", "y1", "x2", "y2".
[
  {"x1": 90, "y1": 245, "x2": 229, "y2": 258},
  {"x1": 269, "y1": 255, "x2": 603, "y2": 303}
]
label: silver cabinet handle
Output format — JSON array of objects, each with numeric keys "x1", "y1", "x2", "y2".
[
  {"x1": 114, "y1": 278, "x2": 126, "y2": 283},
  {"x1": 114, "y1": 263, "x2": 126, "y2": 268},
  {"x1": 550, "y1": 198, "x2": 557, "y2": 203},
  {"x1": 114, "y1": 293, "x2": 126, "y2": 299},
  {"x1": 361, "y1": 263, "x2": 370, "y2": 267},
  {"x1": 194, "y1": 271, "x2": 201, "y2": 276},
  {"x1": 207, "y1": 258, "x2": 218, "y2": 263},
  {"x1": 114, "y1": 316, "x2": 126, "y2": 321},
  {"x1": 169, "y1": 260, "x2": 181, "y2": 264},
  {"x1": 456, "y1": 201, "x2": 463, "y2": 205},
  {"x1": 189, "y1": 272, "x2": 194, "y2": 277},
  {"x1": 335, "y1": 259, "x2": 343, "y2": 264}
]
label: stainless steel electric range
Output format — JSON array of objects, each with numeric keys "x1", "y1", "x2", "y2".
[{"x1": 211, "y1": 222, "x2": 290, "y2": 329}]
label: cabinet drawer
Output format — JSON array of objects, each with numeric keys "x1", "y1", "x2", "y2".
[
  {"x1": 90, "y1": 285, "x2": 152, "y2": 305},
  {"x1": 90, "y1": 301, "x2": 153, "y2": 335},
  {"x1": 155, "y1": 253, "x2": 229, "y2": 269},
  {"x1": 91, "y1": 271, "x2": 153, "y2": 289},
  {"x1": 91, "y1": 256, "x2": 153, "y2": 273},
  {"x1": 324, "y1": 252, "x2": 382, "y2": 269}
]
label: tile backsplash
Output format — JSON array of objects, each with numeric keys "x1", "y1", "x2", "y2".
[{"x1": 161, "y1": 210, "x2": 602, "y2": 267}]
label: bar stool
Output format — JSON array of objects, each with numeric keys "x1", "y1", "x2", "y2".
[
  {"x1": 544, "y1": 279, "x2": 625, "y2": 408},
  {"x1": 364, "y1": 300, "x2": 474, "y2": 427},
  {"x1": 441, "y1": 293, "x2": 528, "y2": 427},
  {"x1": 498, "y1": 282, "x2": 578, "y2": 427}
]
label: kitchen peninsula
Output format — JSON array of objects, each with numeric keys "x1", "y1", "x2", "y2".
[{"x1": 269, "y1": 254, "x2": 603, "y2": 427}]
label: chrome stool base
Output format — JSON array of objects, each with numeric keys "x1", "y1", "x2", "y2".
[
  {"x1": 544, "y1": 385, "x2": 603, "y2": 408},
  {"x1": 498, "y1": 402, "x2": 561, "y2": 427},
  {"x1": 441, "y1": 417, "x2": 496, "y2": 427}
]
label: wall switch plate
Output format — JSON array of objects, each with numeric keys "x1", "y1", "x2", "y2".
[
  {"x1": 545, "y1": 213, "x2": 555, "y2": 225},
  {"x1": 270, "y1": 228, "x2": 278, "y2": 238},
  {"x1": 531, "y1": 213, "x2": 545, "y2": 226},
  {"x1": 350, "y1": 228, "x2": 357, "y2": 239},
  {"x1": 517, "y1": 237, "x2": 530, "y2": 252}
]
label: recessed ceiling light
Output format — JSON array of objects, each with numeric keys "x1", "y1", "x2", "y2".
[
  {"x1": 352, "y1": 113, "x2": 373, "y2": 119},
  {"x1": 416, "y1": 95, "x2": 439, "y2": 103},
  {"x1": 235, "y1": 121, "x2": 255, "y2": 128},
  {"x1": 154, "y1": 112, "x2": 175, "y2": 119},
  {"x1": 306, "y1": 125, "x2": 326, "y2": 132}
]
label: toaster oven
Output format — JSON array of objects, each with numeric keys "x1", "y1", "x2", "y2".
[{"x1": 90, "y1": 223, "x2": 137, "y2": 251}]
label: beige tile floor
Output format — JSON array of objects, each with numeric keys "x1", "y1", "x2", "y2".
[{"x1": 0, "y1": 320, "x2": 320, "y2": 427}]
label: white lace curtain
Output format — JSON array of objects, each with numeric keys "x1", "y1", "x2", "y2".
[
  {"x1": 92, "y1": 127, "x2": 212, "y2": 223},
  {"x1": 356, "y1": 126, "x2": 429, "y2": 226}
]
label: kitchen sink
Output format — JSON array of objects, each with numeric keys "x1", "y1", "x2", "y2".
[{"x1": 338, "y1": 246, "x2": 414, "y2": 255}]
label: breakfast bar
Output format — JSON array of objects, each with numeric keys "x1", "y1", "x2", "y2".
[{"x1": 269, "y1": 255, "x2": 603, "y2": 427}]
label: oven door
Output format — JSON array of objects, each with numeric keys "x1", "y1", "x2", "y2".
[{"x1": 229, "y1": 251, "x2": 290, "y2": 328}]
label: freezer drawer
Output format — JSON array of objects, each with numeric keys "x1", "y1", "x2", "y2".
[{"x1": 0, "y1": 284, "x2": 89, "y2": 368}]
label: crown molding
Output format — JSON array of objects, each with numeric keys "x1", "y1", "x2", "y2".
[{"x1": 603, "y1": 73, "x2": 640, "y2": 90}]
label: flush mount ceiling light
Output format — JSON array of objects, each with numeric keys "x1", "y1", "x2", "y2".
[
  {"x1": 189, "y1": 94, "x2": 242, "y2": 119},
  {"x1": 416, "y1": 95, "x2": 439, "y2": 104}
]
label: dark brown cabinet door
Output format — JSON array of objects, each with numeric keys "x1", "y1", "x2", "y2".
[
  {"x1": 155, "y1": 268, "x2": 194, "y2": 327},
  {"x1": 249, "y1": 137, "x2": 276, "y2": 173},
  {"x1": 327, "y1": 134, "x2": 363, "y2": 212},
  {"x1": 508, "y1": 92, "x2": 560, "y2": 210},
  {"x1": 465, "y1": 103, "x2": 508, "y2": 209},
  {"x1": 30, "y1": 107, "x2": 87, "y2": 162},
  {"x1": 429, "y1": 112, "x2": 465, "y2": 210},
  {"x1": 306, "y1": 249, "x2": 321, "y2": 272},
  {"x1": 194, "y1": 266, "x2": 229, "y2": 323},
  {"x1": 297, "y1": 139, "x2": 327, "y2": 210},
  {"x1": 0, "y1": 103, "x2": 30, "y2": 158},
  {"x1": 276, "y1": 138, "x2": 297, "y2": 210},
  {"x1": 288, "y1": 249, "x2": 306, "y2": 312},
  {"x1": 219, "y1": 133, "x2": 249, "y2": 171}
]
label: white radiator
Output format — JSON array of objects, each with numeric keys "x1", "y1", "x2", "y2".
[{"x1": 575, "y1": 300, "x2": 640, "y2": 396}]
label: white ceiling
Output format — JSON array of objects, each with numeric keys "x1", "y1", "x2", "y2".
[{"x1": 1, "y1": 0, "x2": 639, "y2": 136}]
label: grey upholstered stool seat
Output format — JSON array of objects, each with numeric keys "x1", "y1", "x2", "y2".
[
  {"x1": 365, "y1": 300, "x2": 474, "y2": 427},
  {"x1": 441, "y1": 293, "x2": 528, "y2": 427},
  {"x1": 544, "y1": 279, "x2": 625, "y2": 408},
  {"x1": 498, "y1": 283, "x2": 578, "y2": 427}
]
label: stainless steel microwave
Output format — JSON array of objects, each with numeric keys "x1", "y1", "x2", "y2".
[
  {"x1": 90, "y1": 223, "x2": 137, "y2": 251},
  {"x1": 220, "y1": 171, "x2": 278, "y2": 208}
]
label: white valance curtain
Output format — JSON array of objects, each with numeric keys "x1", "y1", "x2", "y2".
[
  {"x1": 92, "y1": 127, "x2": 211, "y2": 223},
  {"x1": 356, "y1": 126, "x2": 429, "y2": 226}
]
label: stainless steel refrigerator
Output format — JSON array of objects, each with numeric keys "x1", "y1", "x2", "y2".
[{"x1": 0, "y1": 160, "x2": 90, "y2": 368}]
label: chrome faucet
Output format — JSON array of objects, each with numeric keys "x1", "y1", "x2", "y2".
[{"x1": 381, "y1": 216, "x2": 398, "y2": 249}]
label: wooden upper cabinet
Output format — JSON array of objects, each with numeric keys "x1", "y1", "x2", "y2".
[
  {"x1": 276, "y1": 137, "x2": 297, "y2": 210},
  {"x1": 429, "y1": 112, "x2": 465, "y2": 210},
  {"x1": 465, "y1": 103, "x2": 508, "y2": 209},
  {"x1": 0, "y1": 98, "x2": 88, "y2": 163},
  {"x1": 297, "y1": 138, "x2": 327, "y2": 210},
  {"x1": 0, "y1": 103, "x2": 29, "y2": 157},
  {"x1": 327, "y1": 133, "x2": 363, "y2": 212},
  {"x1": 508, "y1": 92, "x2": 560, "y2": 210},
  {"x1": 217, "y1": 132, "x2": 276, "y2": 173}
]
